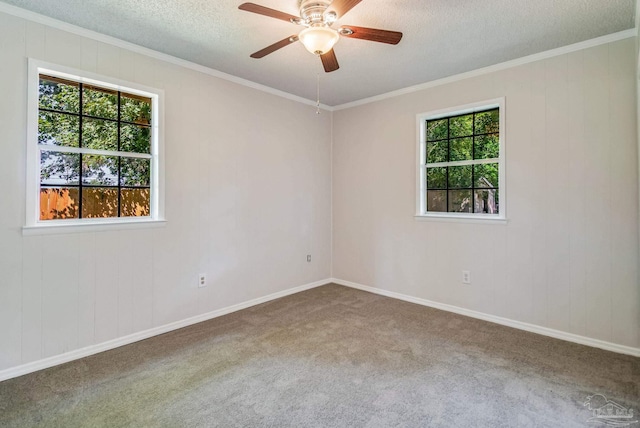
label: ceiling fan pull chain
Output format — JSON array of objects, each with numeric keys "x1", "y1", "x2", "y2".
[{"x1": 316, "y1": 73, "x2": 321, "y2": 115}]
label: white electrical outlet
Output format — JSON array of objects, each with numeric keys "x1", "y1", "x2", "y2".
[
  {"x1": 462, "y1": 270, "x2": 471, "y2": 284},
  {"x1": 307, "y1": 254, "x2": 312, "y2": 262},
  {"x1": 198, "y1": 274, "x2": 206, "y2": 288}
]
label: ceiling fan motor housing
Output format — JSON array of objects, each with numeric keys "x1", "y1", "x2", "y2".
[{"x1": 299, "y1": 0, "x2": 334, "y2": 25}]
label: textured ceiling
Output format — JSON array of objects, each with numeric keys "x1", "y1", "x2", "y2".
[{"x1": 1, "y1": 0, "x2": 636, "y2": 106}]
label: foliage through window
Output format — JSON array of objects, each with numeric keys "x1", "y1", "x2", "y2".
[
  {"x1": 37, "y1": 74, "x2": 154, "y2": 221},
  {"x1": 419, "y1": 102, "x2": 503, "y2": 217}
]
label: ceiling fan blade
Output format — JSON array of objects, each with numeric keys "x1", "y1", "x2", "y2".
[
  {"x1": 320, "y1": 49, "x2": 339, "y2": 72},
  {"x1": 326, "y1": 0, "x2": 362, "y2": 18},
  {"x1": 340, "y1": 25, "x2": 403, "y2": 44},
  {"x1": 250, "y1": 36, "x2": 298, "y2": 58},
  {"x1": 238, "y1": 3, "x2": 300, "y2": 23}
]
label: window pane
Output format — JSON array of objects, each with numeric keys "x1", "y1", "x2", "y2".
[
  {"x1": 39, "y1": 187, "x2": 79, "y2": 220},
  {"x1": 427, "y1": 140, "x2": 447, "y2": 164},
  {"x1": 39, "y1": 75, "x2": 79, "y2": 113},
  {"x1": 448, "y1": 165, "x2": 472, "y2": 188},
  {"x1": 474, "y1": 189, "x2": 499, "y2": 214},
  {"x1": 426, "y1": 167, "x2": 446, "y2": 189},
  {"x1": 121, "y1": 158, "x2": 150, "y2": 186},
  {"x1": 449, "y1": 137, "x2": 472, "y2": 161},
  {"x1": 38, "y1": 111, "x2": 79, "y2": 147},
  {"x1": 449, "y1": 114, "x2": 473, "y2": 138},
  {"x1": 40, "y1": 151, "x2": 79, "y2": 185},
  {"x1": 121, "y1": 93, "x2": 151, "y2": 125},
  {"x1": 121, "y1": 124, "x2": 151, "y2": 154},
  {"x1": 83, "y1": 85, "x2": 117, "y2": 119},
  {"x1": 82, "y1": 187, "x2": 118, "y2": 218},
  {"x1": 121, "y1": 188, "x2": 150, "y2": 217},
  {"x1": 448, "y1": 190, "x2": 472, "y2": 212},
  {"x1": 474, "y1": 134, "x2": 499, "y2": 160},
  {"x1": 82, "y1": 118, "x2": 118, "y2": 151},
  {"x1": 427, "y1": 190, "x2": 446, "y2": 212},
  {"x1": 475, "y1": 109, "x2": 499, "y2": 134},
  {"x1": 474, "y1": 163, "x2": 499, "y2": 188},
  {"x1": 82, "y1": 155, "x2": 119, "y2": 185},
  {"x1": 426, "y1": 119, "x2": 447, "y2": 141}
]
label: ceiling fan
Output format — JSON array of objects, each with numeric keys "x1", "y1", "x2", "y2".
[{"x1": 238, "y1": 0, "x2": 403, "y2": 72}]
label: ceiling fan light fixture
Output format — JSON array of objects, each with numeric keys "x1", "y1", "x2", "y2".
[{"x1": 298, "y1": 26, "x2": 339, "y2": 55}]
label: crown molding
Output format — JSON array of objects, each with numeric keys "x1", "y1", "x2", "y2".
[
  {"x1": 333, "y1": 28, "x2": 638, "y2": 111},
  {"x1": 0, "y1": 4, "x2": 636, "y2": 115},
  {"x1": 0, "y1": 2, "x2": 333, "y2": 111}
]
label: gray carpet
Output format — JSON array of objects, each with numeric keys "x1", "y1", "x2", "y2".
[{"x1": 0, "y1": 284, "x2": 638, "y2": 427}]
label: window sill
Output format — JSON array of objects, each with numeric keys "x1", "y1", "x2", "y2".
[
  {"x1": 414, "y1": 214, "x2": 508, "y2": 225},
  {"x1": 22, "y1": 218, "x2": 167, "y2": 236}
]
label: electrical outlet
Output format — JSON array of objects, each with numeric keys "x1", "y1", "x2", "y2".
[
  {"x1": 462, "y1": 270, "x2": 471, "y2": 284},
  {"x1": 307, "y1": 254, "x2": 312, "y2": 262},
  {"x1": 198, "y1": 274, "x2": 206, "y2": 288}
]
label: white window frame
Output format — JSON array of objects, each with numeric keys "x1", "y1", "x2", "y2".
[
  {"x1": 415, "y1": 98, "x2": 506, "y2": 222},
  {"x1": 24, "y1": 59, "x2": 165, "y2": 235}
]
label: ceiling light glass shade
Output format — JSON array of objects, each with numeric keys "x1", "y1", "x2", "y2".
[{"x1": 298, "y1": 26, "x2": 339, "y2": 55}]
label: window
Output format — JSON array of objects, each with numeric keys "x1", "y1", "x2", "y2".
[
  {"x1": 417, "y1": 99, "x2": 505, "y2": 219},
  {"x1": 26, "y1": 60, "x2": 164, "y2": 230}
]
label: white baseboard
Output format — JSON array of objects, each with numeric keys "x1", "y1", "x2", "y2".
[
  {"x1": 0, "y1": 278, "x2": 331, "y2": 382},
  {"x1": 3, "y1": 277, "x2": 636, "y2": 382},
  {"x1": 332, "y1": 278, "x2": 640, "y2": 358}
]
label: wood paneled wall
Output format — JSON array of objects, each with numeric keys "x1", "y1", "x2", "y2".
[
  {"x1": 0, "y1": 11, "x2": 332, "y2": 371},
  {"x1": 332, "y1": 38, "x2": 639, "y2": 349}
]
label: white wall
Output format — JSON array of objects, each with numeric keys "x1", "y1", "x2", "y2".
[
  {"x1": 0, "y1": 9, "x2": 638, "y2": 378},
  {"x1": 332, "y1": 37, "x2": 640, "y2": 349},
  {"x1": 0, "y1": 11, "x2": 332, "y2": 372}
]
